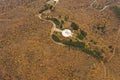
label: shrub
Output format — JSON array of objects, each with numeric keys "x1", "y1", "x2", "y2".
[
  {"x1": 61, "y1": 20, "x2": 64, "y2": 24},
  {"x1": 77, "y1": 30, "x2": 87, "y2": 40},
  {"x1": 82, "y1": 48, "x2": 103, "y2": 60},
  {"x1": 63, "y1": 40, "x2": 103, "y2": 61},
  {"x1": 49, "y1": 18, "x2": 60, "y2": 25},
  {"x1": 39, "y1": 4, "x2": 53, "y2": 13},
  {"x1": 97, "y1": 24, "x2": 105, "y2": 33},
  {"x1": 108, "y1": 45, "x2": 112, "y2": 49},
  {"x1": 81, "y1": 30, "x2": 87, "y2": 37},
  {"x1": 64, "y1": 16, "x2": 69, "y2": 21},
  {"x1": 48, "y1": 18, "x2": 63, "y2": 29},
  {"x1": 110, "y1": 6, "x2": 120, "y2": 19},
  {"x1": 71, "y1": 22, "x2": 79, "y2": 30},
  {"x1": 52, "y1": 34, "x2": 61, "y2": 42},
  {"x1": 62, "y1": 40, "x2": 85, "y2": 49},
  {"x1": 93, "y1": 24, "x2": 106, "y2": 34},
  {"x1": 90, "y1": 40, "x2": 97, "y2": 44}
]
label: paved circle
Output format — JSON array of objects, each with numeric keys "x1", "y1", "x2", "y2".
[{"x1": 62, "y1": 29, "x2": 72, "y2": 37}]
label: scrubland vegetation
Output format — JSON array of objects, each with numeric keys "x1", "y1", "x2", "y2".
[
  {"x1": 0, "y1": 0, "x2": 120, "y2": 80},
  {"x1": 110, "y1": 6, "x2": 120, "y2": 20}
]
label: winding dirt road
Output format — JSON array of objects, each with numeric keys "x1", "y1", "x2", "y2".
[
  {"x1": 38, "y1": 12, "x2": 62, "y2": 35},
  {"x1": 37, "y1": 5, "x2": 64, "y2": 46}
]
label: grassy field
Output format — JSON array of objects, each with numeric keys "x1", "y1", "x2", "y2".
[{"x1": 0, "y1": 0, "x2": 120, "y2": 80}]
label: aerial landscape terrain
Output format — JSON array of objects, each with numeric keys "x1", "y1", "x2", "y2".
[{"x1": 0, "y1": 0, "x2": 120, "y2": 80}]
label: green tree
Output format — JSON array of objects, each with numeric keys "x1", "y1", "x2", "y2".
[
  {"x1": 77, "y1": 30, "x2": 87, "y2": 40},
  {"x1": 110, "y1": 6, "x2": 120, "y2": 20},
  {"x1": 52, "y1": 34, "x2": 61, "y2": 42},
  {"x1": 71, "y1": 22, "x2": 79, "y2": 30}
]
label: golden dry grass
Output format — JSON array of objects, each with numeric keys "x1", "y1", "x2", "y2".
[{"x1": 0, "y1": 0, "x2": 120, "y2": 80}]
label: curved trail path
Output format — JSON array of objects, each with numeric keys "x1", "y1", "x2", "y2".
[
  {"x1": 89, "y1": 0, "x2": 110, "y2": 12},
  {"x1": 37, "y1": 4, "x2": 64, "y2": 46},
  {"x1": 38, "y1": 14, "x2": 62, "y2": 35},
  {"x1": 99, "y1": 5, "x2": 110, "y2": 12}
]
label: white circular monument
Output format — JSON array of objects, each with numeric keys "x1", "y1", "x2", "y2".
[
  {"x1": 47, "y1": 0, "x2": 59, "y2": 4},
  {"x1": 54, "y1": 0, "x2": 59, "y2": 3},
  {"x1": 62, "y1": 29, "x2": 72, "y2": 37}
]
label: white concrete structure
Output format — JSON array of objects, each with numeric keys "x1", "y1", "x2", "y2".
[
  {"x1": 62, "y1": 29, "x2": 73, "y2": 37},
  {"x1": 54, "y1": 0, "x2": 59, "y2": 3},
  {"x1": 47, "y1": 0, "x2": 59, "y2": 4}
]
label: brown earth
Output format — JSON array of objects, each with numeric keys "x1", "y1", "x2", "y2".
[{"x1": 0, "y1": 0, "x2": 120, "y2": 80}]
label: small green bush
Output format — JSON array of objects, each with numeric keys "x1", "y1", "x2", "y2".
[
  {"x1": 71, "y1": 22, "x2": 79, "y2": 30},
  {"x1": 64, "y1": 16, "x2": 69, "y2": 21},
  {"x1": 93, "y1": 24, "x2": 106, "y2": 34},
  {"x1": 49, "y1": 18, "x2": 60, "y2": 25},
  {"x1": 48, "y1": 18, "x2": 63, "y2": 29},
  {"x1": 108, "y1": 45, "x2": 112, "y2": 49},
  {"x1": 110, "y1": 6, "x2": 120, "y2": 19},
  {"x1": 82, "y1": 48, "x2": 103, "y2": 60},
  {"x1": 77, "y1": 30, "x2": 87, "y2": 40},
  {"x1": 62, "y1": 40, "x2": 85, "y2": 49},
  {"x1": 39, "y1": 4, "x2": 53, "y2": 13},
  {"x1": 77, "y1": 33, "x2": 84, "y2": 40},
  {"x1": 90, "y1": 40, "x2": 97, "y2": 44},
  {"x1": 52, "y1": 34, "x2": 61, "y2": 42},
  {"x1": 61, "y1": 20, "x2": 64, "y2": 24},
  {"x1": 97, "y1": 26, "x2": 105, "y2": 31},
  {"x1": 97, "y1": 24, "x2": 106, "y2": 33}
]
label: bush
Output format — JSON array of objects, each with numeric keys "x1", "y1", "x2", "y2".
[
  {"x1": 77, "y1": 30, "x2": 87, "y2": 40},
  {"x1": 49, "y1": 18, "x2": 60, "y2": 25},
  {"x1": 39, "y1": 4, "x2": 53, "y2": 13},
  {"x1": 90, "y1": 40, "x2": 97, "y2": 44},
  {"x1": 64, "y1": 16, "x2": 69, "y2": 21},
  {"x1": 110, "y1": 6, "x2": 120, "y2": 19},
  {"x1": 97, "y1": 24, "x2": 105, "y2": 33},
  {"x1": 82, "y1": 48, "x2": 103, "y2": 60},
  {"x1": 63, "y1": 40, "x2": 103, "y2": 61},
  {"x1": 52, "y1": 34, "x2": 61, "y2": 42},
  {"x1": 108, "y1": 45, "x2": 112, "y2": 49},
  {"x1": 93, "y1": 24, "x2": 106, "y2": 34},
  {"x1": 48, "y1": 18, "x2": 63, "y2": 29},
  {"x1": 71, "y1": 22, "x2": 79, "y2": 30},
  {"x1": 61, "y1": 20, "x2": 64, "y2": 24},
  {"x1": 62, "y1": 40, "x2": 85, "y2": 49}
]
